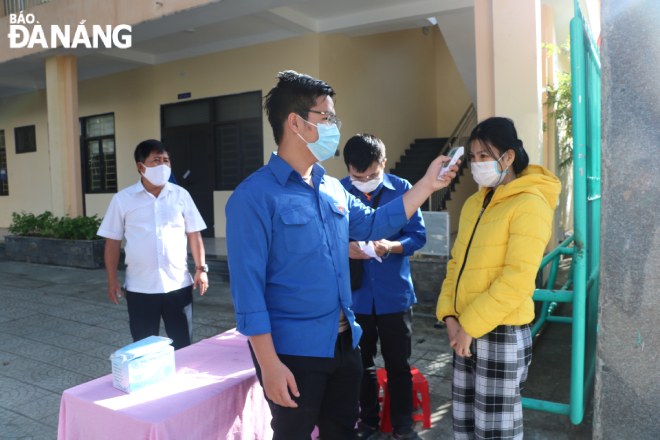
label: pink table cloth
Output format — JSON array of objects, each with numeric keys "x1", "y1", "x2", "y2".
[
  {"x1": 57, "y1": 331, "x2": 274, "y2": 440},
  {"x1": 203, "y1": 331, "x2": 319, "y2": 439}
]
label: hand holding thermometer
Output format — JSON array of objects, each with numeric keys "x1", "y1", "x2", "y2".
[{"x1": 438, "y1": 146, "x2": 464, "y2": 179}]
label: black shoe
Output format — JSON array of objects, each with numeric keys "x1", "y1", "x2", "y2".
[
  {"x1": 356, "y1": 422, "x2": 379, "y2": 440},
  {"x1": 392, "y1": 430, "x2": 420, "y2": 439}
]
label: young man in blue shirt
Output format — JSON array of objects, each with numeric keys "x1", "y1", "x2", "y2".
[
  {"x1": 341, "y1": 134, "x2": 425, "y2": 439},
  {"x1": 225, "y1": 71, "x2": 458, "y2": 440}
]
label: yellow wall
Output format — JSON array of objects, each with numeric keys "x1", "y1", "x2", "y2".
[
  {"x1": 318, "y1": 27, "x2": 471, "y2": 179},
  {"x1": 435, "y1": 26, "x2": 473, "y2": 137},
  {"x1": 0, "y1": 90, "x2": 52, "y2": 226},
  {"x1": 78, "y1": 32, "x2": 322, "y2": 235},
  {"x1": 319, "y1": 29, "x2": 438, "y2": 178},
  {"x1": 0, "y1": 28, "x2": 473, "y2": 234}
]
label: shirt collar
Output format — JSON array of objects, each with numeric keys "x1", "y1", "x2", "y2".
[
  {"x1": 135, "y1": 178, "x2": 146, "y2": 194},
  {"x1": 382, "y1": 173, "x2": 395, "y2": 191},
  {"x1": 135, "y1": 178, "x2": 173, "y2": 196},
  {"x1": 268, "y1": 152, "x2": 326, "y2": 187}
]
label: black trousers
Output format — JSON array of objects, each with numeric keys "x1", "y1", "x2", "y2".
[
  {"x1": 125, "y1": 285, "x2": 193, "y2": 350},
  {"x1": 355, "y1": 307, "x2": 413, "y2": 435},
  {"x1": 249, "y1": 330, "x2": 362, "y2": 440}
]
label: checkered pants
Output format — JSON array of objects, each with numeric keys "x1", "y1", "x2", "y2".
[{"x1": 452, "y1": 324, "x2": 532, "y2": 440}]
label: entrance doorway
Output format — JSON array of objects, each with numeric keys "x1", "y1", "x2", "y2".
[{"x1": 161, "y1": 91, "x2": 263, "y2": 238}]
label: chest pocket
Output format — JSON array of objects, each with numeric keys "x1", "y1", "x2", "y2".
[
  {"x1": 327, "y1": 200, "x2": 349, "y2": 241},
  {"x1": 168, "y1": 200, "x2": 186, "y2": 229},
  {"x1": 280, "y1": 205, "x2": 322, "y2": 253}
]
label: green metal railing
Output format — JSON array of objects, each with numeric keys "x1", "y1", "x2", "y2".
[{"x1": 521, "y1": 1, "x2": 601, "y2": 425}]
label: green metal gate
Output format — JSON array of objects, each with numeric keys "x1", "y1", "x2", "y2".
[{"x1": 521, "y1": 1, "x2": 601, "y2": 425}]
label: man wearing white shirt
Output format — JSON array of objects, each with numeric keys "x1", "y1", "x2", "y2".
[{"x1": 98, "y1": 139, "x2": 209, "y2": 349}]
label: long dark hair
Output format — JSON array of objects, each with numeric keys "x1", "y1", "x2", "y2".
[{"x1": 467, "y1": 117, "x2": 530, "y2": 175}]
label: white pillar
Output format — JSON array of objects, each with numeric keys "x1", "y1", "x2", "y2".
[
  {"x1": 45, "y1": 55, "x2": 83, "y2": 218},
  {"x1": 474, "y1": 0, "x2": 544, "y2": 166}
]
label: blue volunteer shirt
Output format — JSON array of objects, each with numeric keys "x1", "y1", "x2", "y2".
[
  {"x1": 225, "y1": 153, "x2": 410, "y2": 358},
  {"x1": 340, "y1": 174, "x2": 426, "y2": 315}
]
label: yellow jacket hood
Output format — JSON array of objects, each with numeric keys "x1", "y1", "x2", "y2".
[
  {"x1": 436, "y1": 165, "x2": 561, "y2": 338},
  {"x1": 480, "y1": 164, "x2": 561, "y2": 211}
]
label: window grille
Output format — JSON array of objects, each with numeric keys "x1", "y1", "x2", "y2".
[
  {"x1": 14, "y1": 125, "x2": 36, "y2": 154},
  {"x1": 0, "y1": 130, "x2": 8, "y2": 196},
  {"x1": 80, "y1": 113, "x2": 117, "y2": 194}
]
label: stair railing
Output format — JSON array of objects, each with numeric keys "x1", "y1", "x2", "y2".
[{"x1": 428, "y1": 104, "x2": 477, "y2": 211}]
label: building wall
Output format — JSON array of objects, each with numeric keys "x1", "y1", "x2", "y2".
[
  {"x1": 0, "y1": 91, "x2": 52, "y2": 226},
  {"x1": 474, "y1": 0, "x2": 544, "y2": 167},
  {"x1": 435, "y1": 27, "x2": 473, "y2": 137},
  {"x1": 77, "y1": 32, "x2": 322, "y2": 235},
  {"x1": 0, "y1": 28, "x2": 472, "y2": 235},
  {"x1": 319, "y1": 28, "x2": 440, "y2": 178}
]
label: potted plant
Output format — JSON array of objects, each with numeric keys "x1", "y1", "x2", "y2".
[{"x1": 4, "y1": 211, "x2": 105, "y2": 269}]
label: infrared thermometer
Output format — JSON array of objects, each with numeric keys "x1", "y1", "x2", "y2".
[{"x1": 438, "y1": 146, "x2": 464, "y2": 179}]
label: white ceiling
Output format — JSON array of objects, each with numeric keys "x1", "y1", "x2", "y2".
[
  {"x1": 134, "y1": 15, "x2": 285, "y2": 55},
  {"x1": 0, "y1": 0, "x2": 476, "y2": 98},
  {"x1": 0, "y1": 0, "x2": 590, "y2": 100},
  {"x1": 288, "y1": 0, "x2": 423, "y2": 20}
]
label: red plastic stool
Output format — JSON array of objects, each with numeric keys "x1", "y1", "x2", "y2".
[{"x1": 376, "y1": 367, "x2": 432, "y2": 433}]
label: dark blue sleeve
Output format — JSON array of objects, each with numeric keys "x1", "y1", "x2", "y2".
[
  {"x1": 225, "y1": 189, "x2": 272, "y2": 336},
  {"x1": 396, "y1": 180, "x2": 426, "y2": 256},
  {"x1": 345, "y1": 188, "x2": 409, "y2": 242}
]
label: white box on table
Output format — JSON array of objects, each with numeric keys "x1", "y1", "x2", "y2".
[{"x1": 110, "y1": 336, "x2": 175, "y2": 393}]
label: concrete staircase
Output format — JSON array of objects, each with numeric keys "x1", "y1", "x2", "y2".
[{"x1": 389, "y1": 137, "x2": 468, "y2": 211}]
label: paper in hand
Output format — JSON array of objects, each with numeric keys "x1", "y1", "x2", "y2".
[
  {"x1": 438, "y1": 146, "x2": 464, "y2": 179},
  {"x1": 359, "y1": 241, "x2": 382, "y2": 263}
]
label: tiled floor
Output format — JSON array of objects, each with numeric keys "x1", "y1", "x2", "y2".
[
  {"x1": 0, "y1": 255, "x2": 591, "y2": 439},
  {"x1": 0, "y1": 260, "x2": 237, "y2": 440}
]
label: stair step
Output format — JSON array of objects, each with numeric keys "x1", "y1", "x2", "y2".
[
  {"x1": 414, "y1": 137, "x2": 450, "y2": 145},
  {"x1": 399, "y1": 153, "x2": 440, "y2": 163},
  {"x1": 397, "y1": 157, "x2": 451, "y2": 170},
  {"x1": 396, "y1": 161, "x2": 436, "y2": 171},
  {"x1": 408, "y1": 145, "x2": 444, "y2": 155},
  {"x1": 390, "y1": 175, "x2": 423, "y2": 185},
  {"x1": 391, "y1": 136, "x2": 463, "y2": 211}
]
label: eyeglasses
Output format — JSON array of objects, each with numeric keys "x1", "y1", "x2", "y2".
[
  {"x1": 300, "y1": 110, "x2": 342, "y2": 130},
  {"x1": 350, "y1": 165, "x2": 384, "y2": 183}
]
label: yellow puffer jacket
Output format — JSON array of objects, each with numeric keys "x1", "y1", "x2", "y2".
[{"x1": 436, "y1": 165, "x2": 561, "y2": 339}]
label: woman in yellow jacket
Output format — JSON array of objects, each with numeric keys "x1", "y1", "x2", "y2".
[{"x1": 437, "y1": 117, "x2": 561, "y2": 440}]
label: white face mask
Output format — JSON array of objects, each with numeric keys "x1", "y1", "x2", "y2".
[
  {"x1": 141, "y1": 163, "x2": 171, "y2": 187},
  {"x1": 471, "y1": 153, "x2": 509, "y2": 187},
  {"x1": 352, "y1": 174, "x2": 383, "y2": 194}
]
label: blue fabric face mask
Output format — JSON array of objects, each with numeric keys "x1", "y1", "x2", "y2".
[{"x1": 297, "y1": 116, "x2": 341, "y2": 162}]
